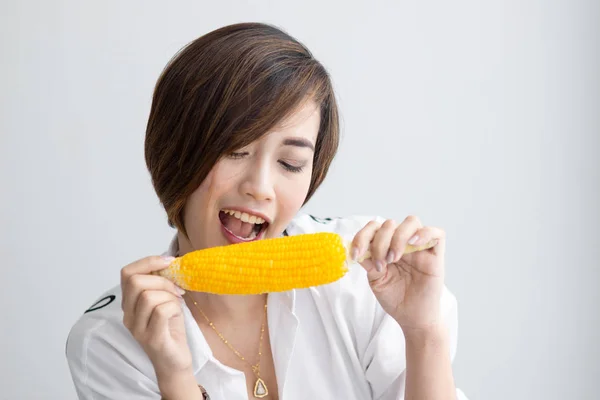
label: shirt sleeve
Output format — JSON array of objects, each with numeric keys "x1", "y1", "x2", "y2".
[
  {"x1": 66, "y1": 312, "x2": 161, "y2": 399},
  {"x1": 363, "y1": 286, "x2": 469, "y2": 400}
]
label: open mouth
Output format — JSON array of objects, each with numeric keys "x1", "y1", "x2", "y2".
[{"x1": 218, "y1": 209, "x2": 269, "y2": 242}]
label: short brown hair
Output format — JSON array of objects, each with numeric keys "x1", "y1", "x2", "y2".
[{"x1": 144, "y1": 22, "x2": 340, "y2": 236}]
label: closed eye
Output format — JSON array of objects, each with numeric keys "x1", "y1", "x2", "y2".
[
  {"x1": 227, "y1": 151, "x2": 249, "y2": 159},
  {"x1": 279, "y1": 160, "x2": 305, "y2": 173},
  {"x1": 227, "y1": 152, "x2": 305, "y2": 173}
]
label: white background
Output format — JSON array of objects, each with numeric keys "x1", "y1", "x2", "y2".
[{"x1": 1, "y1": 1, "x2": 599, "y2": 399}]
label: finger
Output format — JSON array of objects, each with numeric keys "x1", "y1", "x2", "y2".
[
  {"x1": 146, "y1": 301, "x2": 184, "y2": 345},
  {"x1": 350, "y1": 220, "x2": 382, "y2": 261},
  {"x1": 131, "y1": 290, "x2": 181, "y2": 338},
  {"x1": 407, "y1": 226, "x2": 446, "y2": 257},
  {"x1": 121, "y1": 255, "x2": 176, "y2": 306},
  {"x1": 122, "y1": 274, "x2": 183, "y2": 328},
  {"x1": 369, "y1": 219, "x2": 397, "y2": 270},
  {"x1": 121, "y1": 255, "x2": 175, "y2": 289},
  {"x1": 389, "y1": 215, "x2": 423, "y2": 262}
]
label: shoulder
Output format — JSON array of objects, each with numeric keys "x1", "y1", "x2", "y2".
[
  {"x1": 286, "y1": 213, "x2": 386, "y2": 238},
  {"x1": 66, "y1": 285, "x2": 125, "y2": 351},
  {"x1": 66, "y1": 285, "x2": 124, "y2": 355},
  {"x1": 66, "y1": 285, "x2": 158, "y2": 398}
]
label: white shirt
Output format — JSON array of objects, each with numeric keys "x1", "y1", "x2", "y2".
[{"x1": 66, "y1": 214, "x2": 468, "y2": 399}]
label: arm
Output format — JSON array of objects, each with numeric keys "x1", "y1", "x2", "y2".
[
  {"x1": 350, "y1": 215, "x2": 467, "y2": 400},
  {"x1": 361, "y1": 286, "x2": 466, "y2": 400},
  {"x1": 403, "y1": 325, "x2": 456, "y2": 400}
]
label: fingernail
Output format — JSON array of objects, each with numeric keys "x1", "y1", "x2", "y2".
[
  {"x1": 350, "y1": 247, "x2": 359, "y2": 261},
  {"x1": 386, "y1": 250, "x2": 395, "y2": 264},
  {"x1": 408, "y1": 235, "x2": 419, "y2": 245},
  {"x1": 162, "y1": 256, "x2": 175, "y2": 265},
  {"x1": 176, "y1": 286, "x2": 186, "y2": 296},
  {"x1": 375, "y1": 260, "x2": 384, "y2": 272}
]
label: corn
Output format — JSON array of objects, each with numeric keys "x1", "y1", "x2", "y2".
[{"x1": 157, "y1": 232, "x2": 437, "y2": 295}]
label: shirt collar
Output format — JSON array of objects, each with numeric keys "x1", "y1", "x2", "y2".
[{"x1": 164, "y1": 233, "x2": 179, "y2": 257}]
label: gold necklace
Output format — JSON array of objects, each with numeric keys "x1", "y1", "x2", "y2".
[{"x1": 189, "y1": 297, "x2": 269, "y2": 399}]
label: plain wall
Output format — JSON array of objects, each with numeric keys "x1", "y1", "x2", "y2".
[{"x1": 1, "y1": 1, "x2": 599, "y2": 399}]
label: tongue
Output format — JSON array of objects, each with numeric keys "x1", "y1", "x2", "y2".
[{"x1": 221, "y1": 213, "x2": 255, "y2": 238}]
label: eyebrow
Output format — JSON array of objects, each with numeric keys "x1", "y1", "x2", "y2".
[{"x1": 282, "y1": 137, "x2": 315, "y2": 151}]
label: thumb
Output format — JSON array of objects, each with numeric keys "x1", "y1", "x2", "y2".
[{"x1": 357, "y1": 258, "x2": 388, "y2": 283}]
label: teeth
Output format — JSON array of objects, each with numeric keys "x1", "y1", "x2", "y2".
[{"x1": 222, "y1": 209, "x2": 265, "y2": 224}]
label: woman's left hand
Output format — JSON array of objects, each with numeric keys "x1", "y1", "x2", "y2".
[{"x1": 350, "y1": 216, "x2": 446, "y2": 332}]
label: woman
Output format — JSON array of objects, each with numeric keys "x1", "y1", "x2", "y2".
[{"x1": 66, "y1": 22, "x2": 468, "y2": 400}]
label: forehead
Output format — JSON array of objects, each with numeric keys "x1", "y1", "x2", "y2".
[{"x1": 271, "y1": 100, "x2": 320, "y2": 143}]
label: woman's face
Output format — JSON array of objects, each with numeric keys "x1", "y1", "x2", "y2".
[{"x1": 178, "y1": 100, "x2": 321, "y2": 254}]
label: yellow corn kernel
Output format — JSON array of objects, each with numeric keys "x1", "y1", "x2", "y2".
[{"x1": 157, "y1": 232, "x2": 437, "y2": 295}]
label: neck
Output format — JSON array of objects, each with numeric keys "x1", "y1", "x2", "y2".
[{"x1": 187, "y1": 292, "x2": 268, "y2": 323}]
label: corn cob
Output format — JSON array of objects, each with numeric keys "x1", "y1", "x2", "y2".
[{"x1": 157, "y1": 232, "x2": 437, "y2": 295}]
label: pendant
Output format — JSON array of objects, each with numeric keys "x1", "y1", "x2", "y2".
[{"x1": 253, "y1": 377, "x2": 268, "y2": 398}]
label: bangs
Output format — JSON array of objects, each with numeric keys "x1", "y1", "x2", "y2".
[{"x1": 207, "y1": 49, "x2": 332, "y2": 156}]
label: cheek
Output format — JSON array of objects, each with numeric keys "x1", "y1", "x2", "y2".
[
  {"x1": 277, "y1": 173, "x2": 312, "y2": 218},
  {"x1": 194, "y1": 161, "x2": 235, "y2": 202},
  {"x1": 183, "y1": 179, "x2": 210, "y2": 228},
  {"x1": 183, "y1": 168, "x2": 221, "y2": 230}
]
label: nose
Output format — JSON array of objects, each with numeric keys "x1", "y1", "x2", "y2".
[{"x1": 239, "y1": 157, "x2": 275, "y2": 202}]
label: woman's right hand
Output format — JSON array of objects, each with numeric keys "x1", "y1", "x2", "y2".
[{"x1": 120, "y1": 255, "x2": 194, "y2": 385}]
